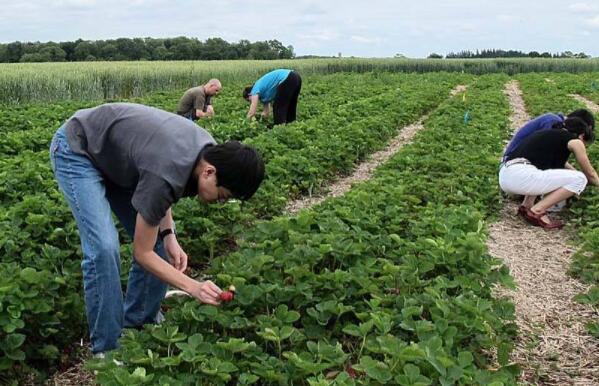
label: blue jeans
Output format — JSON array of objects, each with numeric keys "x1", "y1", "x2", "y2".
[{"x1": 50, "y1": 125, "x2": 169, "y2": 353}]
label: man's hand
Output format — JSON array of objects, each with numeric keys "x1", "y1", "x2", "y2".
[
  {"x1": 188, "y1": 280, "x2": 222, "y2": 305},
  {"x1": 164, "y1": 235, "x2": 188, "y2": 272},
  {"x1": 205, "y1": 105, "x2": 214, "y2": 117}
]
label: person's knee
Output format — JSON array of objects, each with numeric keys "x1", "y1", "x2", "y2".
[
  {"x1": 95, "y1": 232, "x2": 121, "y2": 262},
  {"x1": 575, "y1": 171, "x2": 588, "y2": 188}
]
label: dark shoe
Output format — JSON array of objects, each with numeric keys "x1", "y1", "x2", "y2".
[{"x1": 523, "y1": 208, "x2": 564, "y2": 230}]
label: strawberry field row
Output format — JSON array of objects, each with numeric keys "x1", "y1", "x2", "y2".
[
  {"x1": 0, "y1": 72, "x2": 469, "y2": 382},
  {"x1": 91, "y1": 74, "x2": 518, "y2": 385},
  {"x1": 0, "y1": 73, "x2": 386, "y2": 156}
]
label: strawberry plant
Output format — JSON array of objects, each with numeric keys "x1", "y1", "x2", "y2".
[
  {"x1": 91, "y1": 75, "x2": 519, "y2": 385},
  {"x1": 0, "y1": 71, "x2": 470, "y2": 382}
]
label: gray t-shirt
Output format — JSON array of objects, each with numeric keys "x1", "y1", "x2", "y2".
[
  {"x1": 177, "y1": 86, "x2": 211, "y2": 119},
  {"x1": 64, "y1": 103, "x2": 216, "y2": 226}
]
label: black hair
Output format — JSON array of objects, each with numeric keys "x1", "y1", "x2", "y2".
[
  {"x1": 202, "y1": 141, "x2": 265, "y2": 200},
  {"x1": 567, "y1": 109, "x2": 595, "y2": 131},
  {"x1": 563, "y1": 116, "x2": 595, "y2": 143},
  {"x1": 242, "y1": 85, "x2": 254, "y2": 100}
]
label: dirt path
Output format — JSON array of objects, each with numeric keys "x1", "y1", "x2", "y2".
[
  {"x1": 285, "y1": 84, "x2": 468, "y2": 215},
  {"x1": 569, "y1": 94, "x2": 599, "y2": 114},
  {"x1": 488, "y1": 80, "x2": 599, "y2": 385}
]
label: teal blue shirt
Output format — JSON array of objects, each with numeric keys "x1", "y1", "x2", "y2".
[{"x1": 250, "y1": 69, "x2": 292, "y2": 103}]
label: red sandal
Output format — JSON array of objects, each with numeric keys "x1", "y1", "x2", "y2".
[
  {"x1": 517, "y1": 205, "x2": 528, "y2": 216},
  {"x1": 522, "y1": 208, "x2": 564, "y2": 230}
]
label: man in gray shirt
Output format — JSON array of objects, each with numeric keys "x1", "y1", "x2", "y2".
[
  {"x1": 49, "y1": 103, "x2": 264, "y2": 355},
  {"x1": 177, "y1": 79, "x2": 221, "y2": 121}
]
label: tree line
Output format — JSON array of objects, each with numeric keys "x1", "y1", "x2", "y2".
[
  {"x1": 0, "y1": 37, "x2": 295, "y2": 63},
  {"x1": 428, "y1": 49, "x2": 591, "y2": 59}
]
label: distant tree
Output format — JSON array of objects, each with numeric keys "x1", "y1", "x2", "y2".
[
  {"x1": 236, "y1": 39, "x2": 252, "y2": 58},
  {"x1": 6, "y1": 42, "x2": 23, "y2": 63},
  {"x1": 0, "y1": 45, "x2": 7, "y2": 62},
  {"x1": 74, "y1": 41, "x2": 98, "y2": 61},
  {"x1": 170, "y1": 39, "x2": 195, "y2": 60},
  {"x1": 445, "y1": 48, "x2": 588, "y2": 59},
  {"x1": 248, "y1": 41, "x2": 276, "y2": 59},
  {"x1": 0, "y1": 36, "x2": 297, "y2": 62},
  {"x1": 203, "y1": 37, "x2": 231, "y2": 60},
  {"x1": 101, "y1": 43, "x2": 119, "y2": 60},
  {"x1": 42, "y1": 44, "x2": 66, "y2": 61},
  {"x1": 60, "y1": 40, "x2": 78, "y2": 61},
  {"x1": 20, "y1": 53, "x2": 48, "y2": 62},
  {"x1": 427, "y1": 53, "x2": 443, "y2": 59}
]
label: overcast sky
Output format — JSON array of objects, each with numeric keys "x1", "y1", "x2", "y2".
[{"x1": 1, "y1": 0, "x2": 598, "y2": 58}]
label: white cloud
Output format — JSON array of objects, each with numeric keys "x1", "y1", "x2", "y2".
[
  {"x1": 297, "y1": 30, "x2": 340, "y2": 42},
  {"x1": 497, "y1": 14, "x2": 518, "y2": 22},
  {"x1": 586, "y1": 14, "x2": 599, "y2": 27},
  {"x1": 51, "y1": 0, "x2": 96, "y2": 7},
  {"x1": 350, "y1": 35, "x2": 382, "y2": 44},
  {"x1": 569, "y1": 2, "x2": 598, "y2": 12}
]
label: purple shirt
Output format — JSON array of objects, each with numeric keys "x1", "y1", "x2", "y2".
[{"x1": 502, "y1": 113, "x2": 564, "y2": 162}]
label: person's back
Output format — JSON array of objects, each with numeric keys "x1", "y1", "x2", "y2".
[
  {"x1": 507, "y1": 128, "x2": 576, "y2": 170},
  {"x1": 502, "y1": 113, "x2": 564, "y2": 161},
  {"x1": 250, "y1": 69, "x2": 292, "y2": 103},
  {"x1": 177, "y1": 86, "x2": 207, "y2": 119},
  {"x1": 65, "y1": 103, "x2": 216, "y2": 223}
]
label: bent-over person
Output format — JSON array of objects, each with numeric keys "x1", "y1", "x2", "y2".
[
  {"x1": 50, "y1": 102, "x2": 264, "y2": 355},
  {"x1": 177, "y1": 79, "x2": 222, "y2": 120}
]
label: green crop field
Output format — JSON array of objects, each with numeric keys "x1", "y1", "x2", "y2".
[
  {"x1": 2, "y1": 58, "x2": 599, "y2": 105},
  {"x1": 1, "y1": 61, "x2": 599, "y2": 385}
]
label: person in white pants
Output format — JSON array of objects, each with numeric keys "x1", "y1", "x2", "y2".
[{"x1": 499, "y1": 117, "x2": 599, "y2": 229}]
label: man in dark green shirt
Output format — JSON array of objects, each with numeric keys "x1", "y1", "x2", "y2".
[
  {"x1": 50, "y1": 103, "x2": 264, "y2": 355},
  {"x1": 177, "y1": 79, "x2": 222, "y2": 121}
]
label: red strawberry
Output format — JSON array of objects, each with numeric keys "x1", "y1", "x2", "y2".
[
  {"x1": 346, "y1": 365, "x2": 362, "y2": 379},
  {"x1": 219, "y1": 285, "x2": 236, "y2": 302},
  {"x1": 220, "y1": 291, "x2": 234, "y2": 302}
]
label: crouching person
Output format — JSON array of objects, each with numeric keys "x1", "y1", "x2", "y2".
[
  {"x1": 499, "y1": 117, "x2": 599, "y2": 229},
  {"x1": 49, "y1": 103, "x2": 264, "y2": 355}
]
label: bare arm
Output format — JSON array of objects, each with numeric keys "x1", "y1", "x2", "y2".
[
  {"x1": 158, "y1": 208, "x2": 187, "y2": 272},
  {"x1": 159, "y1": 207, "x2": 175, "y2": 232},
  {"x1": 564, "y1": 162, "x2": 576, "y2": 171},
  {"x1": 569, "y1": 139, "x2": 599, "y2": 186},
  {"x1": 133, "y1": 214, "x2": 222, "y2": 305},
  {"x1": 247, "y1": 95, "x2": 260, "y2": 119}
]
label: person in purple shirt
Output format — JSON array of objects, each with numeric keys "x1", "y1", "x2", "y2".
[{"x1": 502, "y1": 109, "x2": 595, "y2": 163}]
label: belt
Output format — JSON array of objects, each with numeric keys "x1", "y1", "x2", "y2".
[{"x1": 503, "y1": 157, "x2": 531, "y2": 168}]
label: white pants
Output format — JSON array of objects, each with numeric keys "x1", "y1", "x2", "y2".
[{"x1": 499, "y1": 163, "x2": 587, "y2": 196}]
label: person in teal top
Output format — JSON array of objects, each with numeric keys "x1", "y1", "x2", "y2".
[{"x1": 243, "y1": 69, "x2": 302, "y2": 125}]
